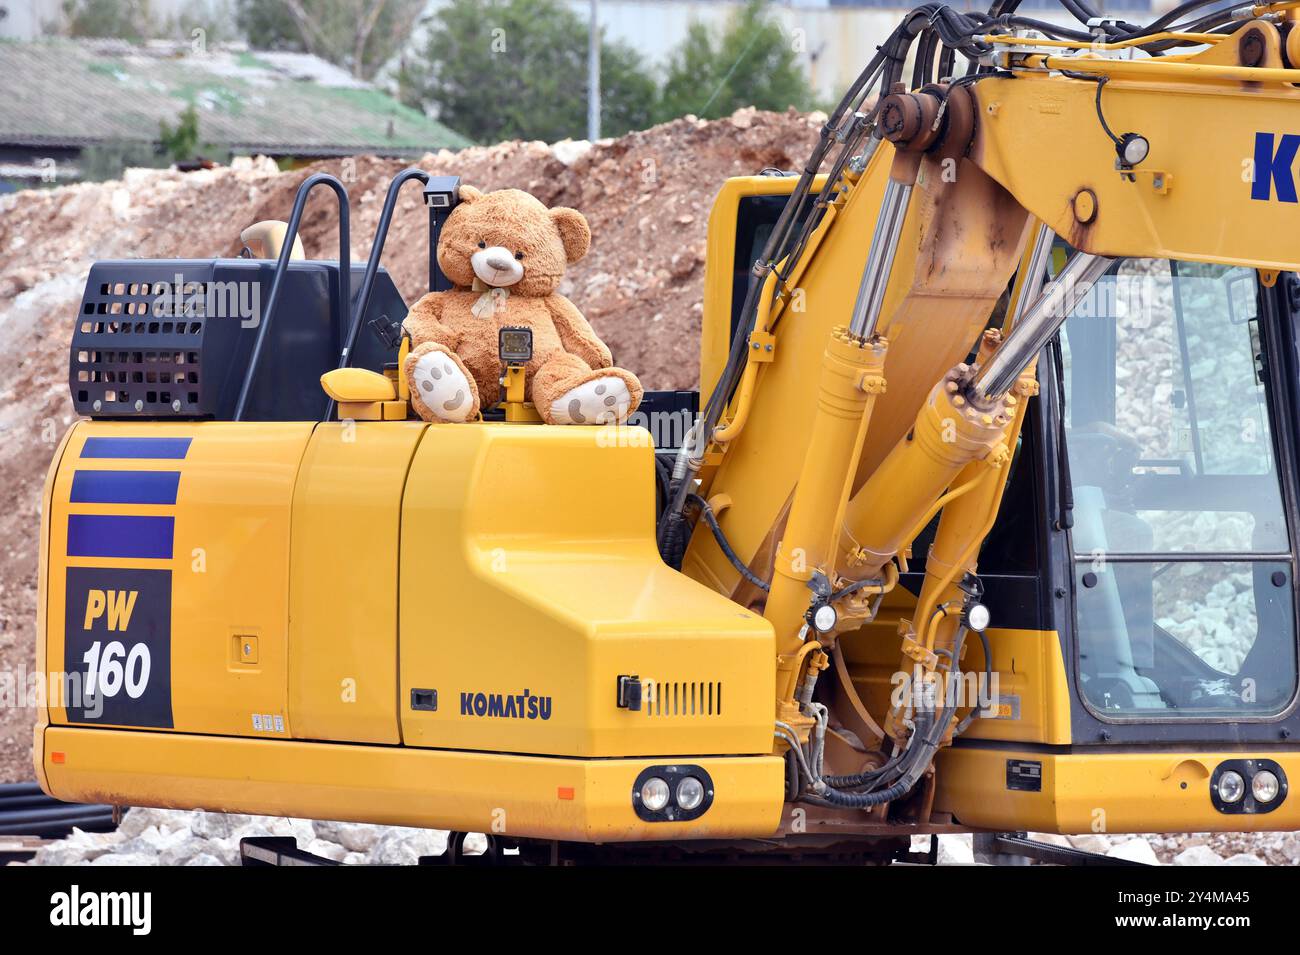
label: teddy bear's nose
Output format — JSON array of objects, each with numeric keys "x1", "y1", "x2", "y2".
[{"x1": 485, "y1": 254, "x2": 514, "y2": 271}]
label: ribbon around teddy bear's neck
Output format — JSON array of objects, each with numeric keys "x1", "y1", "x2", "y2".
[{"x1": 470, "y1": 278, "x2": 510, "y2": 319}]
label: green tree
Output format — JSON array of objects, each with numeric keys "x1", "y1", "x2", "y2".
[
  {"x1": 159, "y1": 105, "x2": 202, "y2": 161},
  {"x1": 656, "y1": 0, "x2": 812, "y2": 123},
  {"x1": 398, "y1": 0, "x2": 657, "y2": 144},
  {"x1": 158, "y1": 104, "x2": 225, "y2": 163},
  {"x1": 235, "y1": 0, "x2": 425, "y2": 80},
  {"x1": 51, "y1": 0, "x2": 229, "y2": 43},
  {"x1": 55, "y1": 0, "x2": 156, "y2": 39}
]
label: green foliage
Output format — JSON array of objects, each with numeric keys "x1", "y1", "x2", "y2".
[
  {"x1": 234, "y1": 0, "x2": 426, "y2": 80},
  {"x1": 398, "y1": 0, "x2": 656, "y2": 144},
  {"x1": 159, "y1": 105, "x2": 203, "y2": 161},
  {"x1": 50, "y1": 0, "x2": 229, "y2": 43},
  {"x1": 55, "y1": 0, "x2": 155, "y2": 39},
  {"x1": 656, "y1": 0, "x2": 812, "y2": 122}
]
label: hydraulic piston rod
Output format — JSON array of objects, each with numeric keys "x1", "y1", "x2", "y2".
[
  {"x1": 849, "y1": 177, "x2": 912, "y2": 338},
  {"x1": 973, "y1": 252, "x2": 1114, "y2": 401}
]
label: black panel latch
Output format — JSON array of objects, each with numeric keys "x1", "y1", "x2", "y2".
[{"x1": 617, "y1": 675, "x2": 642, "y2": 712}]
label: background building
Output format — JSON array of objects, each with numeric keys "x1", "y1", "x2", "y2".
[{"x1": 0, "y1": 37, "x2": 469, "y2": 187}]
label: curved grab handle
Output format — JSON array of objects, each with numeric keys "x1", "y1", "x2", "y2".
[
  {"x1": 340, "y1": 167, "x2": 428, "y2": 373},
  {"x1": 323, "y1": 168, "x2": 430, "y2": 423},
  {"x1": 234, "y1": 172, "x2": 350, "y2": 421}
]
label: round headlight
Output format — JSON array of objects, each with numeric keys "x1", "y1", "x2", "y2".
[
  {"x1": 1119, "y1": 133, "x2": 1150, "y2": 167},
  {"x1": 639, "y1": 776, "x2": 670, "y2": 812},
  {"x1": 1217, "y1": 770, "x2": 1245, "y2": 804},
  {"x1": 676, "y1": 776, "x2": 705, "y2": 811},
  {"x1": 965, "y1": 603, "x2": 991, "y2": 633},
  {"x1": 812, "y1": 604, "x2": 838, "y2": 633},
  {"x1": 1252, "y1": 770, "x2": 1280, "y2": 803}
]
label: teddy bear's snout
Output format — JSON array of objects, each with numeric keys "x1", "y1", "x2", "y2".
[{"x1": 471, "y1": 246, "x2": 525, "y2": 288}]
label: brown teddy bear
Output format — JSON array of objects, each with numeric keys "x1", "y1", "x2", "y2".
[{"x1": 401, "y1": 186, "x2": 642, "y2": 425}]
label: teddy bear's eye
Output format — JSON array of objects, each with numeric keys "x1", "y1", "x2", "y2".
[
  {"x1": 514, "y1": 251, "x2": 524, "y2": 260},
  {"x1": 477, "y1": 241, "x2": 486, "y2": 249}
]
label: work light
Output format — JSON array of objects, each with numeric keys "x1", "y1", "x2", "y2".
[
  {"x1": 1217, "y1": 770, "x2": 1245, "y2": 804},
  {"x1": 640, "y1": 777, "x2": 670, "y2": 812},
  {"x1": 676, "y1": 777, "x2": 706, "y2": 812},
  {"x1": 1252, "y1": 770, "x2": 1280, "y2": 803}
]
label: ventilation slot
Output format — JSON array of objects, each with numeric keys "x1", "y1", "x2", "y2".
[{"x1": 643, "y1": 680, "x2": 722, "y2": 717}]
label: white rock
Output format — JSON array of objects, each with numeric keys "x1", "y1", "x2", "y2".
[
  {"x1": 549, "y1": 139, "x2": 592, "y2": 166},
  {"x1": 158, "y1": 837, "x2": 207, "y2": 867},
  {"x1": 91, "y1": 852, "x2": 158, "y2": 866},
  {"x1": 342, "y1": 852, "x2": 367, "y2": 865},
  {"x1": 1026, "y1": 832, "x2": 1073, "y2": 848},
  {"x1": 1174, "y1": 845, "x2": 1225, "y2": 866},
  {"x1": 32, "y1": 842, "x2": 93, "y2": 866},
  {"x1": 120, "y1": 824, "x2": 189, "y2": 854},
  {"x1": 305, "y1": 839, "x2": 349, "y2": 863},
  {"x1": 313, "y1": 820, "x2": 389, "y2": 853},
  {"x1": 205, "y1": 837, "x2": 243, "y2": 867},
  {"x1": 117, "y1": 807, "x2": 190, "y2": 838},
  {"x1": 368, "y1": 827, "x2": 448, "y2": 866},
  {"x1": 1224, "y1": 853, "x2": 1267, "y2": 866},
  {"x1": 264, "y1": 816, "x2": 316, "y2": 844},
  {"x1": 1068, "y1": 833, "x2": 1112, "y2": 854},
  {"x1": 1277, "y1": 834, "x2": 1300, "y2": 863},
  {"x1": 190, "y1": 811, "x2": 253, "y2": 840},
  {"x1": 936, "y1": 833, "x2": 974, "y2": 866},
  {"x1": 184, "y1": 853, "x2": 225, "y2": 866},
  {"x1": 1106, "y1": 839, "x2": 1161, "y2": 865}
]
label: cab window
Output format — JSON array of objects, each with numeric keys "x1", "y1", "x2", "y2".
[{"x1": 1060, "y1": 257, "x2": 1296, "y2": 717}]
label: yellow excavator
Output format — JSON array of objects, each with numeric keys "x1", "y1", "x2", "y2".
[{"x1": 32, "y1": 0, "x2": 1300, "y2": 863}]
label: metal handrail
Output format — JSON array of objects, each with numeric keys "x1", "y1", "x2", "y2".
[
  {"x1": 233, "y1": 173, "x2": 351, "y2": 421},
  {"x1": 341, "y1": 166, "x2": 429, "y2": 373},
  {"x1": 321, "y1": 167, "x2": 430, "y2": 422}
]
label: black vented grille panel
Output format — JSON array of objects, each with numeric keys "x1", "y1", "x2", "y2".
[
  {"x1": 68, "y1": 259, "x2": 404, "y2": 421},
  {"x1": 71, "y1": 265, "x2": 231, "y2": 418}
]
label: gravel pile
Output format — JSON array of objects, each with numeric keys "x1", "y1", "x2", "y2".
[
  {"x1": 21, "y1": 807, "x2": 486, "y2": 866},
  {"x1": 21, "y1": 814, "x2": 1291, "y2": 866}
]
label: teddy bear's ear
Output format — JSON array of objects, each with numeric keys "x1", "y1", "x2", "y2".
[
  {"x1": 458, "y1": 185, "x2": 483, "y2": 204},
  {"x1": 550, "y1": 207, "x2": 591, "y2": 264}
]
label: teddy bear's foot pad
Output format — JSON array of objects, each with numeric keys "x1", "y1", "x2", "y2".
[
  {"x1": 550, "y1": 377, "x2": 632, "y2": 425},
  {"x1": 411, "y1": 351, "x2": 476, "y2": 422}
]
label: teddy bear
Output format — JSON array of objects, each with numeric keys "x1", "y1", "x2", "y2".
[{"x1": 401, "y1": 186, "x2": 642, "y2": 425}]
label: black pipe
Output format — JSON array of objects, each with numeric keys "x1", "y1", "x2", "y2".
[
  {"x1": 0, "y1": 794, "x2": 80, "y2": 811},
  {"x1": 0, "y1": 782, "x2": 43, "y2": 797},
  {"x1": 0, "y1": 815, "x2": 115, "y2": 837},
  {"x1": 0, "y1": 804, "x2": 114, "y2": 824}
]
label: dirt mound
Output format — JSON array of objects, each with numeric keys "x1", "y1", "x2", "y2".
[{"x1": 0, "y1": 107, "x2": 821, "y2": 783}]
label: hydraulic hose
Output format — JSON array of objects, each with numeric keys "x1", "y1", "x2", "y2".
[
  {"x1": 687, "y1": 493, "x2": 769, "y2": 592},
  {"x1": 658, "y1": 0, "x2": 1255, "y2": 567}
]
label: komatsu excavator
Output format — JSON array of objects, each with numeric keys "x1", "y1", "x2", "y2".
[{"x1": 32, "y1": 0, "x2": 1300, "y2": 863}]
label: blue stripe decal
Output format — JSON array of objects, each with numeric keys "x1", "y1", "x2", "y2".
[
  {"x1": 67, "y1": 515, "x2": 174, "y2": 560},
  {"x1": 70, "y1": 470, "x2": 181, "y2": 505},
  {"x1": 80, "y1": 437, "x2": 192, "y2": 460}
]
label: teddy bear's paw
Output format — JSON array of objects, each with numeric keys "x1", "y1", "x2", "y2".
[
  {"x1": 410, "y1": 351, "x2": 476, "y2": 422},
  {"x1": 550, "y1": 376, "x2": 632, "y2": 425}
]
